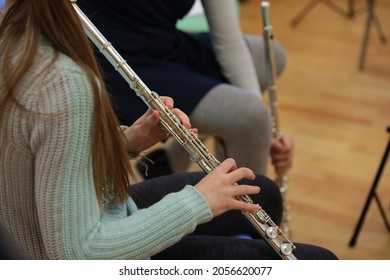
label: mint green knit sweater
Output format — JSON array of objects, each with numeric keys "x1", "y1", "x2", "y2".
[{"x1": 0, "y1": 40, "x2": 212, "y2": 259}]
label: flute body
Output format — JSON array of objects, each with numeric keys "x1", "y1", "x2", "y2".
[
  {"x1": 71, "y1": 0, "x2": 296, "y2": 260},
  {"x1": 261, "y1": 1, "x2": 292, "y2": 238}
]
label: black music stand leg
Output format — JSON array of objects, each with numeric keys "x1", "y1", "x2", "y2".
[
  {"x1": 349, "y1": 126, "x2": 390, "y2": 247},
  {"x1": 373, "y1": 16, "x2": 387, "y2": 44},
  {"x1": 347, "y1": 0, "x2": 355, "y2": 17},
  {"x1": 291, "y1": 0, "x2": 353, "y2": 27},
  {"x1": 291, "y1": 0, "x2": 323, "y2": 27},
  {"x1": 358, "y1": 0, "x2": 387, "y2": 70},
  {"x1": 358, "y1": 0, "x2": 374, "y2": 70},
  {"x1": 374, "y1": 193, "x2": 390, "y2": 230}
]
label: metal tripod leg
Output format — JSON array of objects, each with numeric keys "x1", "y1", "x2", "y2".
[
  {"x1": 349, "y1": 126, "x2": 390, "y2": 247},
  {"x1": 291, "y1": 0, "x2": 354, "y2": 27},
  {"x1": 359, "y1": 0, "x2": 387, "y2": 70}
]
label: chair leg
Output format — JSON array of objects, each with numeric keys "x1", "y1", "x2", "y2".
[{"x1": 349, "y1": 126, "x2": 390, "y2": 247}]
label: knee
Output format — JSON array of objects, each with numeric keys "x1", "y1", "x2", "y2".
[
  {"x1": 239, "y1": 93, "x2": 272, "y2": 137},
  {"x1": 194, "y1": 84, "x2": 271, "y2": 142},
  {"x1": 272, "y1": 40, "x2": 287, "y2": 77},
  {"x1": 294, "y1": 243, "x2": 339, "y2": 260}
]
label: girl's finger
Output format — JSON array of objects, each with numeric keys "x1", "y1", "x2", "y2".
[
  {"x1": 172, "y1": 108, "x2": 192, "y2": 128},
  {"x1": 229, "y1": 167, "x2": 256, "y2": 183}
]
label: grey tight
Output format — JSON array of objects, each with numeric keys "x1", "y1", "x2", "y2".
[{"x1": 165, "y1": 35, "x2": 286, "y2": 175}]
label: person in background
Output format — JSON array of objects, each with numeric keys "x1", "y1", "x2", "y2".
[
  {"x1": 0, "y1": 0, "x2": 337, "y2": 260},
  {"x1": 78, "y1": 0, "x2": 294, "y2": 180}
]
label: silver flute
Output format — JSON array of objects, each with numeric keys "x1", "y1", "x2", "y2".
[
  {"x1": 71, "y1": 0, "x2": 297, "y2": 260},
  {"x1": 261, "y1": 1, "x2": 292, "y2": 239}
]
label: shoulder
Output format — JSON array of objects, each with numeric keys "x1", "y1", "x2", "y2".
[
  {"x1": 38, "y1": 42, "x2": 90, "y2": 87},
  {"x1": 31, "y1": 41, "x2": 94, "y2": 113}
]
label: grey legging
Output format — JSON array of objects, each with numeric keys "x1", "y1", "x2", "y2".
[{"x1": 165, "y1": 35, "x2": 286, "y2": 175}]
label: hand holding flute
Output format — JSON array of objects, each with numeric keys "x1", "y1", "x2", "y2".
[{"x1": 271, "y1": 135, "x2": 294, "y2": 175}]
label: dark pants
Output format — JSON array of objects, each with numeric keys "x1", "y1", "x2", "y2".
[{"x1": 130, "y1": 172, "x2": 338, "y2": 260}]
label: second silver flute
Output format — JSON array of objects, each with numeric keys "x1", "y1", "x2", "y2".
[
  {"x1": 71, "y1": 0, "x2": 297, "y2": 260},
  {"x1": 261, "y1": 1, "x2": 292, "y2": 239}
]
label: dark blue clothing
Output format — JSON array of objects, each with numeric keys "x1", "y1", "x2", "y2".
[
  {"x1": 78, "y1": 0, "x2": 228, "y2": 125},
  {"x1": 131, "y1": 172, "x2": 338, "y2": 260}
]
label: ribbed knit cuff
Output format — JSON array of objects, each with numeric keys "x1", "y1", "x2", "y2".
[{"x1": 179, "y1": 185, "x2": 213, "y2": 225}]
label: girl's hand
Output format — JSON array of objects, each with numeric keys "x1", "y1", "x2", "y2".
[
  {"x1": 122, "y1": 96, "x2": 198, "y2": 154},
  {"x1": 195, "y1": 158, "x2": 261, "y2": 217},
  {"x1": 270, "y1": 134, "x2": 294, "y2": 174}
]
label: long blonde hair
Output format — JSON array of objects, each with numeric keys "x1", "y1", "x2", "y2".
[{"x1": 0, "y1": 0, "x2": 132, "y2": 207}]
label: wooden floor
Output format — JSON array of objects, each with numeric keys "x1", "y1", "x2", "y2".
[{"x1": 238, "y1": 0, "x2": 390, "y2": 260}]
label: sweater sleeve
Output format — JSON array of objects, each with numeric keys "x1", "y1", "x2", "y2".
[
  {"x1": 32, "y1": 57, "x2": 212, "y2": 260},
  {"x1": 202, "y1": 0, "x2": 262, "y2": 97}
]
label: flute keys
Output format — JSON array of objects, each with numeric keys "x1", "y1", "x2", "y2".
[
  {"x1": 280, "y1": 243, "x2": 294, "y2": 256},
  {"x1": 189, "y1": 153, "x2": 199, "y2": 163},
  {"x1": 256, "y1": 211, "x2": 266, "y2": 223},
  {"x1": 266, "y1": 227, "x2": 278, "y2": 238}
]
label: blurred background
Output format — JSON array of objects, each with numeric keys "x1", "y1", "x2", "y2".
[
  {"x1": 133, "y1": 0, "x2": 390, "y2": 260},
  {"x1": 238, "y1": 0, "x2": 390, "y2": 260}
]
